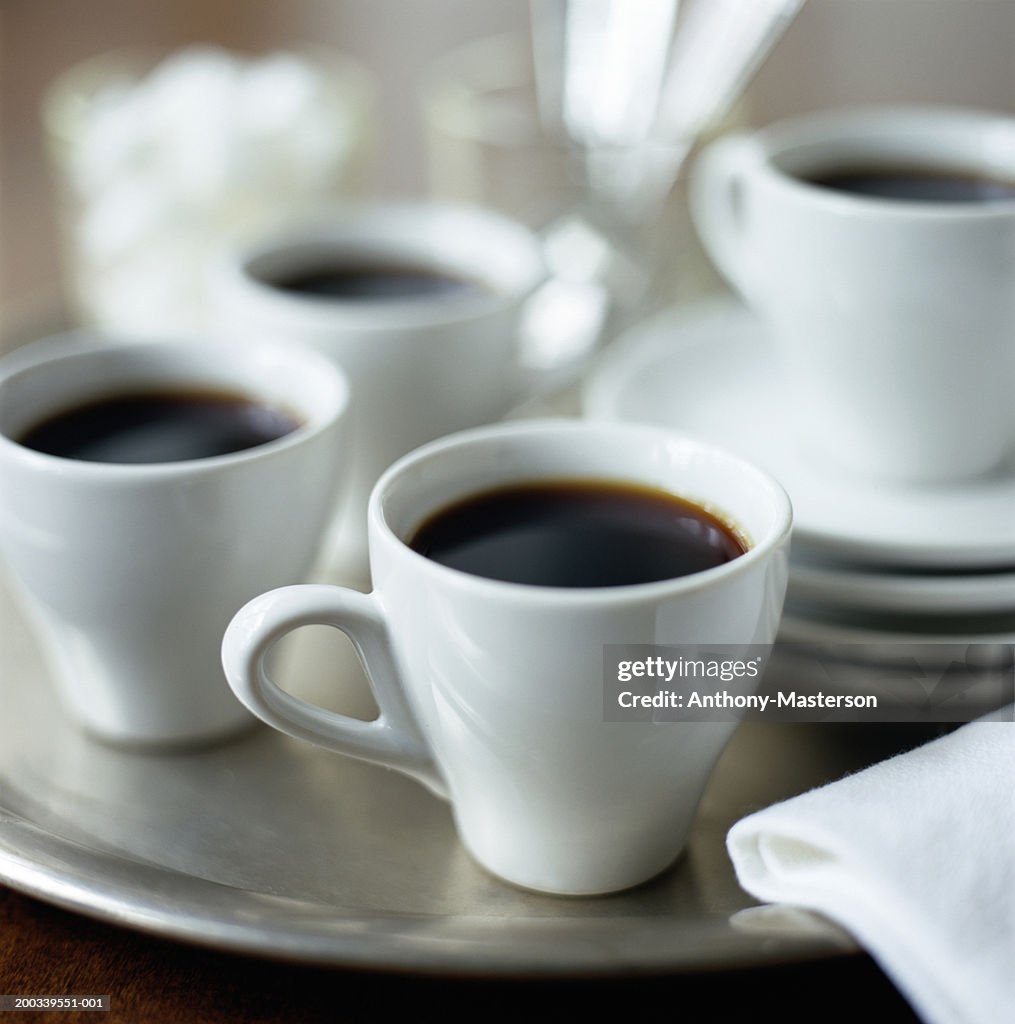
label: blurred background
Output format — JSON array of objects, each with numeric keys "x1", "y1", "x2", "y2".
[{"x1": 5, "y1": 0, "x2": 1015, "y2": 330}]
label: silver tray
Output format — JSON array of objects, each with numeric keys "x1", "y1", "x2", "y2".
[{"x1": 0, "y1": 562, "x2": 867, "y2": 974}]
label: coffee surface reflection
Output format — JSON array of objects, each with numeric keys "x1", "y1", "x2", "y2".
[
  {"x1": 803, "y1": 165, "x2": 1015, "y2": 202},
  {"x1": 267, "y1": 262, "x2": 490, "y2": 301},
  {"x1": 409, "y1": 479, "x2": 748, "y2": 588},
  {"x1": 18, "y1": 388, "x2": 302, "y2": 464}
]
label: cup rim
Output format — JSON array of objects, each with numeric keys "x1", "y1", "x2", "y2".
[
  {"x1": 217, "y1": 200, "x2": 548, "y2": 331},
  {"x1": 743, "y1": 103, "x2": 1015, "y2": 220},
  {"x1": 368, "y1": 418, "x2": 793, "y2": 606},
  {"x1": 0, "y1": 332, "x2": 350, "y2": 478}
]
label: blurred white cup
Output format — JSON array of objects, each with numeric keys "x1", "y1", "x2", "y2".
[
  {"x1": 691, "y1": 105, "x2": 1015, "y2": 484},
  {"x1": 212, "y1": 201, "x2": 547, "y2": 568}
]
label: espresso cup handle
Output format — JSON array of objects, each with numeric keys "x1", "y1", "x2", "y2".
[
  {"x1": 689, "y1": 133, "x2": 759, "y2": 298},
  {"x1": 221, "y1": 584, "x2": 443, "y2": 793}
]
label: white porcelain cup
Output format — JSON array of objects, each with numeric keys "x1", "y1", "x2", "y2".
[
  {"x1": 690, "y1": 105, "x2": 1015, "y2": 484},
  {"x1": 222, "y1": 419, "x2": 792, "y2": 895},
  {"x1": 0, "y1": 335, "x2": 350, "y2": 747},
  {"x1": 213, "y1": 201, "x2": 547, "y2": 565}
]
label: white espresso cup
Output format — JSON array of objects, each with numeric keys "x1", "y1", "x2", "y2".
[
  {"x1": 690, "y1": 105, "x2": 1015, "y2": 484},
  {"x1": 222, "y1": 419, "x2": 792, "y2": 895},
  {"x1": 213, "y1": 201, "x2": 547, "y2": 565},
  {"x1": 0, "y1": 335, "x2": 350, "y2": 747}
]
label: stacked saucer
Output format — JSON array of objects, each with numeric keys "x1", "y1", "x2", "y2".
[{"x1": 583, "y1": 296, "x2": 1015, "y2": 664}]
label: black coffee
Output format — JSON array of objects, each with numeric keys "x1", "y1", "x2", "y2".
[
  {"x1": 408, "y1": 480, "x2": 748, "y2": 588},
  {"x1": 804, "y1": 165, "x2": 1015, "y2": 202},
  {"x1": 17, "y1": 388, "x2": 302, "y2": 464},
  {"x1": 268, "y1": 262, "x2": 490, "y2": 301}
]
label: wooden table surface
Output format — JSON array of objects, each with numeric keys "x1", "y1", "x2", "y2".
[{"x1": 0, "y1": 883, "x2": 921, "y2": 1024}]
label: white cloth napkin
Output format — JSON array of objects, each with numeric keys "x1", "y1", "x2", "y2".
[{"x1": 727, "y1": 715, "x2": 1015, "y2": 1024}]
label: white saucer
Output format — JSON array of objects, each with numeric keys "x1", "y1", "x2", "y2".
[
  {"x1": 775, "y1": 611, "x2": 1014, "y2": 700},
  {"x1": 789, "y1": 562, "x2": 1015, "y2": 616},
  {"x1": 778, "y1": 608, "x2": 1015, "y2": 649},
  {"x1": 583, "y1": 296, "x2": 1015, "y2": 568}
]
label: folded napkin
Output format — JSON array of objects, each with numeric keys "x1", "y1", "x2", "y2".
[{"x1": 727, "y1": 713, "x2": 1014, "y2": 1024}]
